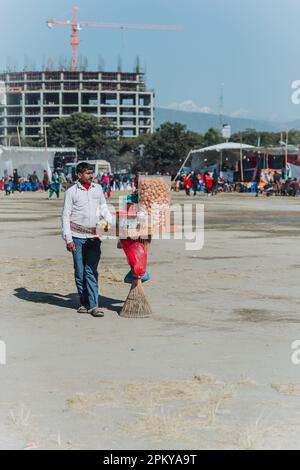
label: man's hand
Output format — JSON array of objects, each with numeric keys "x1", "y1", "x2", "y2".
[{"x1": 66, "y1": 241, "x2": 76, "y2": 253}]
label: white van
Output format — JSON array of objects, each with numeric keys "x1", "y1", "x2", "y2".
[{"x1": 65, "y1": 159, "x2": 112, "y2": 182}]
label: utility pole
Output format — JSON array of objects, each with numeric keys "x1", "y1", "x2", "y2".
[
  {"x1": 139, "y1": 144, "x2": 145, "y2": 158},
  {"x1": 16, "y1": 126, "x2": 21, "y2": 147},
  {"x1": 285, "y1": 130, "x2": 289, "y2": 180},
  {"x1": 44, "y1": 125, "x2": 48, "y2": 151},
  {"x1": 240, "y1": 133, "x2": 244, "y2": 182},
  {"x1": 219, "y1": 83, "x2": 224, "y2": 129}
]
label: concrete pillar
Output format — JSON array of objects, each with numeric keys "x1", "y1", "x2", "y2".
[
  {"x1": 59, "y1": 91, "x2": 62, "y2": 118},
  {"x1": 117, "y1": 91, "x2": 120, "y2": 130},
  {"x1": 98, "y1": 91, "x2": 101, "y2": 119},
  {"x1": 21, "y1": 92, "x2": 26, "y2": 138},
  {"x1": 78, "y1": 90, "x2": 82, "y2": 113},
  {"x1": 40, "y1": 91, "x2": 44, "y2": 137}
]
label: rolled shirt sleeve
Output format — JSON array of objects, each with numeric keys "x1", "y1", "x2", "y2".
[{"x1": 99, "y1": 187, "x2": 113, "y2": 225}]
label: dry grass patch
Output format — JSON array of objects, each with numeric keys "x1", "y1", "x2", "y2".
[
  {"x1": 66, "y1": 376, "x2": 236, "y2": 445},
  {"x1": 271, "y1": 384, "x2": 300, "y2": 396}
]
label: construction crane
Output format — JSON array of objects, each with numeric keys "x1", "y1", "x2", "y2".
[{"x1": 47, "y1": 6, "x2": 183, "y2": 71}]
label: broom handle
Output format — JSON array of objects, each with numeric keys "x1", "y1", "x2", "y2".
[
  {"x1": 132, "y1": 277, "x2": 141, "y2": 288},
  {"x1": 141, "y1": 235, "x2": 151, "y2": 252}
]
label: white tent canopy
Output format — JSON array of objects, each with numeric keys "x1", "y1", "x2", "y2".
[
  {"x1": 176, "y1": 142, "x2": 256, "y2": 180},
  {"x1": 190, "y1": 142, "x2": 255, "y2": 154}
]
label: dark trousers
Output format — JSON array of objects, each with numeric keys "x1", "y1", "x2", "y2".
[{"x1": 72, "y1": 238, "x2": 101, "y2": 309}]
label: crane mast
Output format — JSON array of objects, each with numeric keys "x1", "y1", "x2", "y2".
[{"x1": 47, "y1": 6, "x2": 183, "y2": 71}]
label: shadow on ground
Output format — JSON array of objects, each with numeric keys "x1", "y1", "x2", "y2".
[{"x1": 14, "y1": 288, "x2": 123, "y2": 314}]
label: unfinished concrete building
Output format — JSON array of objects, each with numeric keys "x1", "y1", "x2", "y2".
[{"x1": 0, "y1": 71, "x2": 155, "y2": 144}]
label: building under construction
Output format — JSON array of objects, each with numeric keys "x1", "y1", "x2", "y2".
[{"x1": 0, "y1": 70, "x2": 155, "y2": 144}]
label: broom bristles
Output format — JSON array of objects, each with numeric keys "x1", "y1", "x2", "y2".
[{"x1": 120, "y1": 279, "x2": 153, "y2": 318}]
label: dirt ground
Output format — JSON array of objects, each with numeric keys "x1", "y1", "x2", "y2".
[{"x1": 1, "y1": 190, "x2": 300, "y2": 450}]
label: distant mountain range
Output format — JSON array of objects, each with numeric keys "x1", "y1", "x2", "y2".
[{"x1": 155, "y1": 108, "x2": 300, "y2": 134}]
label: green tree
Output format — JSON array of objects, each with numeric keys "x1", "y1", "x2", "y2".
[
  {"x1": 203, "y1": 128, "x2": 224, "y2": 147},
  {"x1": 286, "y1": 129, "x2": 300, "y2": 145},
  {"x1": 231, "y1": 129, "x2": 259, "y2": 146},
  {"x1": 231, "y1": 129, "x2": 281, "y2": 147},
  {"x1": 47, "y1": 113, "x2": 117, "y2": 159},
  {"x1": 131, "y1": 122, "x2": 205, "y2": 173}
]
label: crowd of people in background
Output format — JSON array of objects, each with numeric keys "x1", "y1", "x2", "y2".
[
  {"x1": 251, "y1": 170, "x2": 300, "y2": 197},
  {"x1": 0, "y1": 168, "x2": 136, "y2": 199},
  {"x1": 96, "y1": 173, "x2": 135, "y2": 198},
  {"x1": 0, "y1": 169, "x2": 66, "y2": 198},
  {"x1": 173, "y1": 170, "x2": 226, "y2": 196},
  {"x1": 173, "y1": 169, "x2": 300, "y2": 198},
  {"x1": 2, "y1": 167, "x2": 299, "y2": 199}
]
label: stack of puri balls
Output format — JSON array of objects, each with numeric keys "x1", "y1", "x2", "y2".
[{"x1": 138, "y1": 176, "x2": 171, "y2": 232}]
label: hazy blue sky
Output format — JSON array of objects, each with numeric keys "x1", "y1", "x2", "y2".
[{"x1": 1, "y1": 0, "x2": 300, "y2": 121}]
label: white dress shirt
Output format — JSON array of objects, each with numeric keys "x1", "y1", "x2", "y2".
[{"x1": 62, "y1": 182, "x2": 113, "y2": 243}]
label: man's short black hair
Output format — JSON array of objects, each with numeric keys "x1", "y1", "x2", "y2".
[{"x1": 76, "y1": 162, "x2": 93, "y2": 175}]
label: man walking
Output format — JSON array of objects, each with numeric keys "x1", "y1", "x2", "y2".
[
  {"x1": 13, "y1": 169, "x2": 19, "y2": 193},
  {"x1": 212, "y1": 169, "x2": 219, "y2": 195},
  {"x1": 43, "y1": 170, "x2": 50, "y2": 191},
  {"x1": 62, "y1": 162, "x2": 113, "y2": 317},
  {"x1": 49, "y1": 171, "x2": 61, "y2": 199},
  {"x1": 191, "y1": 172, "x2": 199, "y2": 196}
]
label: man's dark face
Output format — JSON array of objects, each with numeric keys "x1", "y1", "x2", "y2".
[{"x1": 78, "y1": 169, "x2": 94, "y2": 185}]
